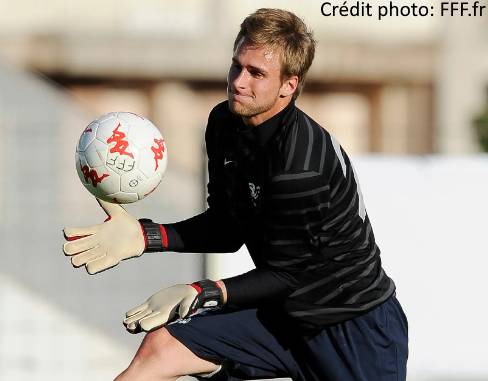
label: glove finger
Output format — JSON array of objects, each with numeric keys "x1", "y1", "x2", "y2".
[
  {"x1": 97, "y1": 198, "x2": 126, "y2": 218},
  {"x1": 139, "y1": 312, "x2": 167, "y2": 332},
  {"x1": 126, "y1": 302, "x2": 150, "y2": 318},
  {"x1": 125, "y1": 322, "x2": 142, "y2": 334},
  {"x1": 179, "y1": 296, "x2": 196, "y2": 318},
  {"x1": 123, "y1": 307, "x2": 151, "y2": 327},
  {"x1": 71, "y1": 246, "x2": 105, "y2": 267},
  {"x1": 63, "y1": 225, "x2": 100, "y2": 240},
  {"x1": 85, "y1": 255, "x2": 117, "y2": 275},
  {"x1": 63, "y1": 235, "x2": 99, "y2": 255}
]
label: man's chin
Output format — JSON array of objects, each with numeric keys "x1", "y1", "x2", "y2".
[{"x1": 228, "y1": 99, "x2": 252, "y2": 117}]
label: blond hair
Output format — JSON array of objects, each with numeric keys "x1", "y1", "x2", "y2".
[{"x1": 233, "y1": 8, "x2": 316, "y2": 99}]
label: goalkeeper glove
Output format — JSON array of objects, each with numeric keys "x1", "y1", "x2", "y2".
[
  {"x1": 63, "y1": 198, "x2": 165, "y2": 274},
  {"x1": 123, "y1": 280, "x2": 224, "y2": 333}
]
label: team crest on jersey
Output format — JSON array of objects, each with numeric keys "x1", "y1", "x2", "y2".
[{"x1": 249, "y1": 182, "x2": 261, "y2": 207}]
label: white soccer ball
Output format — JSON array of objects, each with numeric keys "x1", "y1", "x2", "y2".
[{"x1": 75, "y1": 112, "x2": 168, "y2": 204}]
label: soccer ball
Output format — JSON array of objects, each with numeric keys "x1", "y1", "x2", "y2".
[{"x1": 75, "y1": 112, "x2": 167, "y2": 204}]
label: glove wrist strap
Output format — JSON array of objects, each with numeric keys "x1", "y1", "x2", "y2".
[
  {"x1": 139, "y1": 219, "x2": 167, "y2": 252},
  {"x1": 190, "y1": 279, "x2": 224, "y2": 310}
]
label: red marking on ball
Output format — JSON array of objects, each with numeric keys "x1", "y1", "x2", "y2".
[
  {"x1": 81, "y1": 165, "x2": 109, "y2": 187},
  {"x1": 151, "y1": 138, "x2": 165, "y2": 171},
  {"x1": 107, "y1": 123, "x2": 134, "y2": 158}
]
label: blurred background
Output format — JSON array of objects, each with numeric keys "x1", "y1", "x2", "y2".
[{"x1": 0, "y1": 0, "x2": 487, "y2": 380}]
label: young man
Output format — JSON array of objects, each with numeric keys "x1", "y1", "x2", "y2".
[{"x1": 63, "y1": 8, "x2": 408, "y2": 381}]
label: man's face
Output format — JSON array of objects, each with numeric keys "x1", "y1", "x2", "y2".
[{"x1": 227, "y1": 38, "x2": 289, "y2": 125}]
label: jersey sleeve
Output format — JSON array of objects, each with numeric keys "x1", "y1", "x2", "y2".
[{"x1": 160, "y1": 105, "x2": 244, "y2": 253}]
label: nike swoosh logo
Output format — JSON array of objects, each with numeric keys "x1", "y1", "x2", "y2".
[{"x1": 224, "y1": 159, "x2": 236, "y2": 166}]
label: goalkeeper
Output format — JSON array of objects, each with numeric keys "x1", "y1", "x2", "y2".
[{"x1": 63, "y1": 8, "x2": 408, "y2": 381}]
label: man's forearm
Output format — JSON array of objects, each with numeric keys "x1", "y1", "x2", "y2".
[
  {"x1": 222, "y1": 268, "x2": 296, "y2": 307},
  {"x1": 141, "y1": 209, "x2": 244, "y2": 254}
]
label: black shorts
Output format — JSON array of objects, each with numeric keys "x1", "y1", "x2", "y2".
[{"x1": 166, "y1": 295, "x2": 408, "y2": 381}]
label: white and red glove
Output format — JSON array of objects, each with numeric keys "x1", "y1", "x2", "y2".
[
  {"x1": 62, "y1": 199, "x2": 163, "y2": 274},
  {"x1": 123, "y1": 280, "x2": 224, "y2": 333}
]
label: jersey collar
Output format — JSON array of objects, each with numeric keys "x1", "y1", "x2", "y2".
[{"x1": 238, "y1": 100, "x2": 296, "y2": 147}]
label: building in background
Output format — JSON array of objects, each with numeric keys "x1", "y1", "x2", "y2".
[
  {"x1": 4, "y1": 0, "x2": 484, "y2": 175},
  {"x1": 2, "y1": 1, "x2": 485, "y2": 165}
]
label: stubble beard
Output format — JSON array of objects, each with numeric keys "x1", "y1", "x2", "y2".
[{"x1": 228, "y1": 94, "x2": 277, "y2": 118}]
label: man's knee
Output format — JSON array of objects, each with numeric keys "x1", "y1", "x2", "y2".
[
  {"x1": 134, "y1": 328, "x2": 176, "y2": 365},
  {"x1": 128, "y1": 327, "x2": 220, "y2": 379}
]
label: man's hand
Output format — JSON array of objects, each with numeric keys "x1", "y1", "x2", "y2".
[
  {"x1": 124, "y1": 280, "x2": 224, "y2": 333},
  {"x1": 63, "y1": 199, "x2": 145, "y2": 274},
  {"x1": 123, "y1": 284, "x2": 198, "y2": 333}
]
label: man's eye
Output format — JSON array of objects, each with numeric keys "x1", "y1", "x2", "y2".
[{"x1": 251, "y1": 71, "x2": 263, "y2": 78}]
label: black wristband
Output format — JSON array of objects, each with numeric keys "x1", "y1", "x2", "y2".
[
  {"x1": 190, "y1": 279, "x2": 224, "y2": 311},
  {"x1": 139, "y1": 219, "x2": 165, "y2": 252}
]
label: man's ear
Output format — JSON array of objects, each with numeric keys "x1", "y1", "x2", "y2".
[{"x1": 280, "y1": 75, "x2": 299, "y2": 98}]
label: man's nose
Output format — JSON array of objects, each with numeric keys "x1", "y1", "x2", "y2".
[{"x1": 232, "y1": 69, "x2": 248, "y2": 89}]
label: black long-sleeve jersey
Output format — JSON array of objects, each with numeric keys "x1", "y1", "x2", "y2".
[{"x1": 163, "y1": 100, "x2": 395, "y2": 330}]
